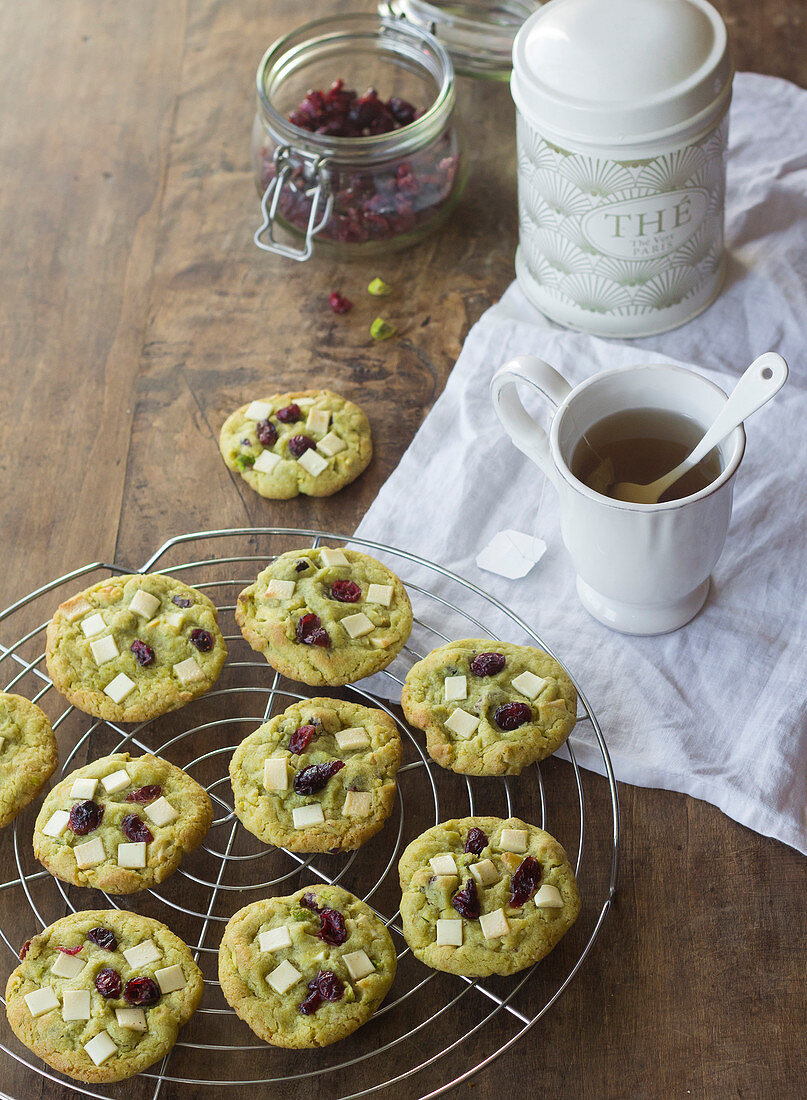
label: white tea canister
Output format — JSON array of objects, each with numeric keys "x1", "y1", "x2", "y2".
[{"x1": 511, "y1": 0, "x2": 733, "y2": 337}]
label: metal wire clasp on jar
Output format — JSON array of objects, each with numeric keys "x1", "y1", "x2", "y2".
[{"x1": 251, "y1": 12, "x2": 466, "y2": 261}]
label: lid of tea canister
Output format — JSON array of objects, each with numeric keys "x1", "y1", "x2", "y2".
[{"x1": 511, "y1": 0, "x2": 732, "y2": 147}]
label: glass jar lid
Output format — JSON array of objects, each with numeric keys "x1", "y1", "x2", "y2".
[{"x1": 379, "y1": 0, "x2": 541, "y2": 80}]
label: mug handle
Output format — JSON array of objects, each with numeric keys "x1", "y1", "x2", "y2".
[{"x1": 490, "y1": 356, "x2": 572, "y2": 484}]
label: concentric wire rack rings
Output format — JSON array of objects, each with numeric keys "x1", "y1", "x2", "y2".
[{"x1": 0, "y1": 528, "x2": 619, "y2": 1100}]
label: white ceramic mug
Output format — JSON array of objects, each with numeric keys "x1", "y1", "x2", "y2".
[{"x1": 490, "y1": 357, "x2": 746, "y2": 635}]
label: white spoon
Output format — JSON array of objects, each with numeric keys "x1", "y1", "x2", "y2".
[{"x1": 612, "y1": 352, "x2": 789, "y2": 504}]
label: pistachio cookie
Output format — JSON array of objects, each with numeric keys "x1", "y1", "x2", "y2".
[
  {"x1": 45, "y1": 573, "x2": 227, "y2": 722},
  {"x1": 5, "y1": 908, "x2": 203, "y2": 1083},
  {"x1": 219, "y1": 388, "x2": 372, "y2": 499},
  {"x1": 33, "y1": 752, "x2": 213, "y2": 894},
  {"x1": 219, "y1": 885, "x2": 396, "y2": 1048},
  {"x1": 401, "y1": 639, "x2": 577, "y2": 776},
  {"x1": 0, "y1": 693, "x2": 59, "y2": 828},
  {"x1": 236, "y1": 546, "x2": 412, "y2": 686},
  {"x1": 399, "y1": 816, "x2": 580, "y2": 977},
  {"x1": 229, "y1": 697, "x2": 401, "y2": 852}
]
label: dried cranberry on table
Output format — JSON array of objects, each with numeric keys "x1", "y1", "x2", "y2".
[
  {"x1": 276, "y1": 404, "x2": 302, "y2": 423},
  {"x1": 329, "y1": 291, "x2": 353, "y2": 314},
  {"x1": 452, "y1": 878, "x2": 481, "y2": 920},
  {"x1": 330, "y1": 580, "x2": 361, "y2": 603},
  {"x1": 470, "y1": 652, "x2": 506, "y2": 677},
  {"x1": 296, "y1": 613, "x2": 330, "y2": 647},
  {"x1": 125, "y1": 785, "x2": 162, "y2": 803},
  {"x1": 87, "y1": 926, "x2": 118, "y2": 951},
  {"x1": 299, "y1": 968, "x2": 345, "y2": 1015},
  {"x1": 464, "y1": 827, "x2": 488, "y2": 855},
  {"x1": 509, "y1": 857, "x2": 543, "y2": 908},
  {"x1": 289, "y1": 724, "x2": 317, "y2": 755},
  {"x1": 121, "y1": 814, "x2": 153, "y2": 844},
  {"x1": 130, "y1": 639, "x2": 154, "y2": 666},
  {"x1": 293, "y1": 760, "x2": 345, "y2": 795},
  {"x1": 256, "y1": 418, "x2": 278, "y2": 447},
  {"x1": 95, "y1": 967, "x2": 122, "y2": 998},
  {"x1": 124, "y1": 976, "x2": 161, "y2": 1006},
  {"x1": 288, "y1": 434, "x2": 316, "y2": 458},
  {"x1": 69, "y1": 800, "x2": 104, "y2": 835},
  {"x1": 190, "y1": 628, "x2": 213, "y2": 652},
  {"x1": 494, "y1": 702, "x2": 532, "y2": 731}
]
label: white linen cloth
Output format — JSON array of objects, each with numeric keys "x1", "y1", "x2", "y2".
[{"x1": 354, "y1": 73, "x2": 807, "y2": 855}]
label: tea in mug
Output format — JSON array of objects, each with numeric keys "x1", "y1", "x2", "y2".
[{"x1": 570, "y1": 407, "x2": 722, "y2": 503}]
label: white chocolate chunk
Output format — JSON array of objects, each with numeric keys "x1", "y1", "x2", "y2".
[
  {"x1": 144, "y1": 797, "x2": 179, "y2": 827},
  {"x1": 104, "y1": 672, "x2": 136, "y2": 704},
  {"x1": 129, "y1": 590, "x2": 160, "y2": 618},
  {"x1": 80, "y1": 612, "x2": 106, "y2": 638},
  {"x1": 294, "y1": 397, "x2": 315, "y2": 408},
  {"x1": 258, "y1": 925, "x2": 293, "y2": 953},
  {"x1": 253, "y1": 449, "x2": 281, "y2": 474},
  {"x1": 320, "y1": 547, "x2": 349, "y2": 567},
  {"x1": 162, "y1": 610, "x2": 185, "y2": 629},
  {"x1": 436, "y1": 919, "x2": 463, "y2": 947},
  {"x1": 73, "y1": 837, "x2": 106, "y2": 869},
  {"x1": 444, "y1": 675, "x2": 467, "y2": 702},
  {"x1": 115, "y1": 1007, "x2": 147, "y2": 1031},
  {"x1": 102, "y1": 768, "x2": 130, "y2": 794},
  {"x1": 51, "y1": 951, "x2": 86, "y2": 979},
  {"x1": 340, "y1": 612, "x2": 374, "y2": 639},
  {"x1": 535, "y1": 884, "x2": 564, "y2": 908},
  {"x1": 264, "y1": 757, "x2": 289, "y2": 791},
  {"x1": 469, "y1": 859, "x2": 501, "y2": 886},
  {"x1": 122, "y1": 940, "x2": 161, "y2": 969},
  {"x1": 342, "y1": 949, "x2": 374, "y2": 982},
  {"x1": 316, "y1": 431, "x2": 346, "y2": 457},
  {"x1": 266, "y1": 578, "x2": 296, "y2": 600},
  {"x1": 84, "y1": 1031, "x2": 118, "y2": 1067},
  {"x1": 154, "y1": 964, "x2": 187, "y2": 994},
  {"x1": 244, "y1": 399, "x2": 272, "y2": 421},
  {"x1": 25, "y1": 986, "x2": 59, "y2": 1017},
  {"x1": 90, "y1": 634, "x2": 119, "y2": 665},
  {"x1": 306, "y1": 407, "x2": 331, "y2": 435},
  {"x1": 479, "y1": 908, "x2": 510, "y2": 940},
  {"x1": 62, "y1": 989, "x2": 91, "y2": 1021},
  {"x1": 173, "y1": 657, "x2": 205, "y2": 684},
  {"x1": 297, "y1": 448, "x2": 329, "y2": 477},
  {"x1": 268, "y1": 959, "x2": 302, "y2": 994},
  {"x1": 365, "y1": 583, "x2": 393, "y2": 606},
  {"x1": 292, "y1": 804, "x2": 325, "y2": 829},
  {"x1": 444, "y1": 708, "x2": 480, "y2": 739},
  {"x1": 69, "y1": 777, "x2": 98, "y2": 800},
  {"x1": 42, "y1": 810, "x2": 71, "y2": 838},
  {"x1": 429, "y1": 853, "x2": 459, "y2": 876},
  {"x1": 499, "y1": 829, "x2": 529, "y2": 854},
  {"x1": 343, "y1": 790, "x2": 373, "y2": 817},
  {"x1": 510, "y1": 670, "x2": 548, "y2": 700},
  {"x1": 335, "y1": 727, "x2": 370, "y2": 751},
  {"x1": 117, "y1": 842, "x2": 147, "y2": 869},
  {"x1": 65, "y1": 597, "x2": 92, "y2": 622}
]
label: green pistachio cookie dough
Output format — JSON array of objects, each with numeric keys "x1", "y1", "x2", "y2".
[
  {"x1": 235, "y1": 546, "x2": 413, "y2": 686},
  {"x1": 229, "y1": 697, "x2": 402, "y2": 852},
  {"x1": 219, "y1": 388, "x2": 372, "y2": 499},
  {"x1": 219, "y1": 885, "x2": 396, "y2": 1048},
  {"x1": 5, "y1": 908, "x2": 203, "y2": 1083},
  {"x1": 0, "y1": 693, "x2": 59, "y2": 829},
  {"x1": 33, "y1": 752, "x2": 213, "y2": 894},
  {"x1": 45, "y1": 572, "x2": 227, "y2": 722},
  {"x1": 401, "y1": 639, "x2": 577, "y2": 775},
  {"x1": 399, "y1": 816, "x2": 580, "y2": 977}
]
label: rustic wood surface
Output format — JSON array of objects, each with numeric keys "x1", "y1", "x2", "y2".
[{"x1": 0, "y1": 1, "x2": 804, "y2": 1097}]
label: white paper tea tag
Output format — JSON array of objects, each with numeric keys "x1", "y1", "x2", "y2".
[{"x1": 476, "y1": 529, "x2": 547, "y2": 579}]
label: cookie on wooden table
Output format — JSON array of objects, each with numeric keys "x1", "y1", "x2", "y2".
[
  {"x1": 236, "y1": 546, "x2": 412, "y2": 686},
  {"x1": 398, "y1": 816, "x2": 580, "y2": 977},
  {"x1": 33, "y1": 752, "x2": 213, "y2": 895},
  {"x1": 5, "y1": 908, "x2": 203, "y2": 1083},
  {"x1": 0, "y1": 693, "x2": 58, "y2": 828},
  {"x1": 219, "y1": 388, "x2": 372, "y2": 498},
  {"x1": 229, "y1": 697, "x2": 401, "y2": 852},
  {"x1": 219, "y1": 885, "x2": 396, "y2": 1048},
  {"x1": 401, "y1": 639, "x2": 577, "y2": 775},
  {"x1": 45, "y1": 572, "x2": 227, "y2": 722}
]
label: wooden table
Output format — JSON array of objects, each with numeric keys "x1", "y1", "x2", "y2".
[{"x1": 0, "y1": 1, "x2": 804, "y2": 1097}]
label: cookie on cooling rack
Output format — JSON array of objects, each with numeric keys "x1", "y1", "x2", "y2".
[
  {"x1": 219, "y1": 388, "x2": 373, "y2": 499},
  {"x1": 229, "y1": 697, "x2": 401, "y2": 852},
  {"x1": 0, "y1": 693, "x2": 58, "y2": 829},
  {"x1": 235, "y1": 546, "x2": 412, "y2": 686},
  {"x1": 45, "y1": 572, "x2": 227, "y2": 722},
  {"x1": 33, "y1": 752, "x2": 213, "y2": 895},
  {"x1": 5, "y1": 908, "x2": 203, "y2": 1083},
  {"x1": 399, "y1": 816, "x2": 580, "y2": 977},
  {"x1": 219, "y1": 884, "x2": 396, "y2": 1048},
  {"x1": 401, "y1": 639, "x2": 577, "y2": 776}
]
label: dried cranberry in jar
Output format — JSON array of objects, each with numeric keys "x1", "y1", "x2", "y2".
[
  {"x1": 293, "y1": 760, "x2": 345, "y2": 795},
  {"x1": 289, "y1": 724, "x2": 316, "y2": 755},
  {"x1": 296, "y1": 613, "x2": 330, "y2": 647},
  {"x1": 125, "y1": 785, "x2": 162, "y2": 804},
  {"x1": 190, "y1": 628, "x2": 213, "y2": 652},
  {"x1": 288, "y1": 434, "x2": 316, "y2": 458},
  {"x1": 120, "y1": 814, "x2": 153, "y2": 844},
  {"x1": 256, "y1": 419, "x2": 278, "y2": 447},
  {"x1": 452, "y1": 879, "x2": 480, "y2": 920},
  {"x1": 509, "y1": 857, "x2": 543, "y2": 908},
  {"x1": 95, "y1": 967, "x2": 122, "y2": 999},
  {"x1": 470, "y1": 652, "x2": 506, "y2": 677},
  {"x1": 124, "y1": 977, "x2": 160, "y2": 1006},
  {"x1": 316, "y1": 908, "x2": 347, "y2": 946},
  {"x1": 69, "y1": 800, "x2": 104, "y2": 835},
  {"x1": 330, "y1": 580, "x2": 361, "y2": 603},
  {"x1": 464, "y1": 827, "x2": 488, "y2": 855},
  {"x1": 87, "y1": 927, "x2": 118, "y2": 951},
  {"x1": 276, "y1": 403, "x2": 302, "y2": 423}
]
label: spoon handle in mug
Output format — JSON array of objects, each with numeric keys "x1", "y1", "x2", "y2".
[{"x1": 490, "y1": 356, "x2": 572, "y2": 483}]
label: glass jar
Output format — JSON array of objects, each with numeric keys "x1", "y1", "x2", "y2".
[{"x1": 252, "y1": 12, "x2": 466, "y2": 261}]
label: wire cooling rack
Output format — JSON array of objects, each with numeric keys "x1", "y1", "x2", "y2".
[{"x1": 0, "y1": 528, "x2": 618, "y2": 1100}]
